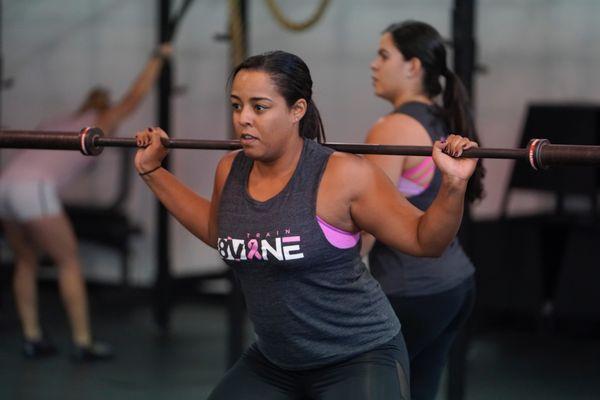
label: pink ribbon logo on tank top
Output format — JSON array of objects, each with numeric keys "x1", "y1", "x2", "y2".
[{"x1": 247, "y1": 239, "x2": 263, "y2": 260}]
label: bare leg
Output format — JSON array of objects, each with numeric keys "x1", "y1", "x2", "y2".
[
  {"x1": 24, "y1": 214, "x2": 92, "y2": 347},
  {"x1": 3, "y1": 220, "x2": 42, "y2": 341}
]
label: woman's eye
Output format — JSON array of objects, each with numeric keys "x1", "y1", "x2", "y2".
[
  {"x1": 231, "y1": 103, "x2": 241, "y2": 110},
  {"x1": 255, "y1": 104, "x2": 268, "y2": 111}
]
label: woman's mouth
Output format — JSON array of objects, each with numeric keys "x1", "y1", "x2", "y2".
[{"x1": 240, "y1": 133, "x2": 258, "y2": 144}]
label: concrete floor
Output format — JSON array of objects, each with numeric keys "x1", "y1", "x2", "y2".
[{"x1": 1, "y1": 285, "x2": 599, "y2": 400}]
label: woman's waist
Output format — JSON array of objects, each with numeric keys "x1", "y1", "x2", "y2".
[{"x1": 252, "y1": 314, "x2": 400, "y2": 370}]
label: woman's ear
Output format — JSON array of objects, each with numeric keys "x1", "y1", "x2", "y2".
[
  {"x1": 291, "y1": 98, "x2": 308, "y2": 123},
  {"x1": 407, "y1": 57, "x2": 423, "y2": 78}
]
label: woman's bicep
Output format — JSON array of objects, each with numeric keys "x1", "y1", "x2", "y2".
[{"x1": 350, "y1": 160, "x2": 425, "y2": 255}]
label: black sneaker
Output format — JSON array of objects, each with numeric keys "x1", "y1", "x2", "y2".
[
  {"x1": 23, "y1": 337, "x2": 58, "y2": 359},
  {"x1": 71, "y1": 341, "x2": 114, "y2": 362}
]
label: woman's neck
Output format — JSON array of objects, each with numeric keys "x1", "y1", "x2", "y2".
[
  {"x1": 253, "y1": 135, "x2": 304, "y2": 179},
  {"x1": 392, "y1": 93, "x2": 432, "y2": 110}
]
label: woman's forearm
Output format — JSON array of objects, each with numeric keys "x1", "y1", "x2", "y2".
[
  {"x1": 416, "y1": 175, "x2": 467, "y2": 256},
  {"x1": 140, "y1": 167, "x2": 213, "y2": 246}
]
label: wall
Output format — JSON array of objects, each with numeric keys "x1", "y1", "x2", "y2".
[{"x1": 3, "y1": 0, "x2": 600, "y2": 284}]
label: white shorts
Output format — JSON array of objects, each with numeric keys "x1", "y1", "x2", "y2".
[{"x1": 0, "y1": 180, "x2": 63, "y2": 222}]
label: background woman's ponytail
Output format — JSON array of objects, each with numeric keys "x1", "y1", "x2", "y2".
[{"x1": 442, "y1": 69, "x2": 485, "y2": 203}]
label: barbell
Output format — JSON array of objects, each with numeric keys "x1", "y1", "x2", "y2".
[{"x1": 1, "y1": 127, "x2": 600, "y2": 171}]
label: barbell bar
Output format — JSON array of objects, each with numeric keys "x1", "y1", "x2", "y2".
[{"x1": 1, "y1": 127, "x2": 600, "y2": 171}]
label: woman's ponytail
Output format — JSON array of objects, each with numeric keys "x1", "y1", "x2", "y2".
[{"x1": 442, "y1": 70, "x2": 485, "y2": 203}]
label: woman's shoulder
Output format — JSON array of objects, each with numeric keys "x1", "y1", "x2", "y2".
[
  {"x1": 215, "y1": 150, "x2": 243, "y2": 182},
  {"x1": 366, "y1": 112, "x2": 430, "y2": 145},
  {"x1": 219, "y1": 148, "x2": 243, "y2": 164},
  {"x1": 325, "y1": 152, "x2": 377, "y2": 188}
]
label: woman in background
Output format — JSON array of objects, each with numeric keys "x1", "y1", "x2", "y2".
[{"x1": 363, "y1": 20, "x2": 485, "y2": 400}]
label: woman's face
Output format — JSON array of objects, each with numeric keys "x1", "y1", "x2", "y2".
[
  {"x1": 370, "y1": 32, "x2": 411, "y2": 102},
  {"x1": 230, "y1": 69, "x2": 301, "y2": 161}
]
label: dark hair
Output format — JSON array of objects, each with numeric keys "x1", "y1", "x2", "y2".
[
  {"x1": 384, "y1": 21, "x2": 485, "y2": 203},
  {"x1": 229, "y1": 50, "x2": 326, "y2": 143}
]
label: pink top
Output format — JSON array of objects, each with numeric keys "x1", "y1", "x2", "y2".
[
  {"x1": 0, "y1": 111, "x2": 99, "y2": 189},
  {"x1": 317, "y1": 215, "x2": 360, "y2": 249},
  {"x1": 397, "y1": 157, "x2": 435, "y2": 197}
]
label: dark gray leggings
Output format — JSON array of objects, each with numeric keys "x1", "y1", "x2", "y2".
[
  {"x1": 388, "y1": 276, "x2": 475, "y2": 400},
  {"x1": 207, "y1": 334, "x2": 410, "y2": 400}
]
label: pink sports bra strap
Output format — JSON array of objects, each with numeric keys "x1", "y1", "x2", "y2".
[{"x1": 316, "y1": 216, "x2": 360, "y2": 249}]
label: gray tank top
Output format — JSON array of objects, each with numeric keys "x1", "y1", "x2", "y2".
[
  {"x1": 369, "y1": 102, "x2": 475, "y2": 297},
  {"x1": 218, "y1": 139, "x2": 400, "y2": 370}
]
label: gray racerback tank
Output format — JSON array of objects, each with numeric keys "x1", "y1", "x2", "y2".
[
  {"x1": 218, "y1": 138, "x2": 400, "y2": 370},
  {"x1": 369, "y1": 102, "x2": 475, "y2": 297}
]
